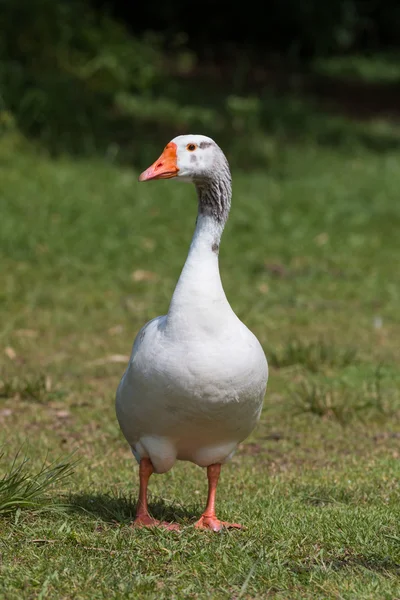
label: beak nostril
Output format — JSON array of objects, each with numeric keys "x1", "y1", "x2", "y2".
[{"x1": 139, "y1": 142, "x2": 178, "y2": 181}]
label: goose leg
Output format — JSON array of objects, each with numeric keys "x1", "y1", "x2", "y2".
[
  {"x1": 132, "y1": 458, "x2": 179, "y2": 530},
  {"x1": 194, "y1": 463, "x2": 243, "y2": 531}
]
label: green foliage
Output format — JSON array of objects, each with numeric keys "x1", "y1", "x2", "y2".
[
  {"x1": 314, "y1": 53, "x2": 400, "y2": 83},
  {"x1": 0, "y1": 0, "x2": 263, "y2": 166},
  {"x1": 0, "y1": 0, "x2": 168, "y2": 158},
  {"x1": 2, "y1": 0, "x2": 400, "y2": 170},
  {"x1": 0, "y1": 453, "x2": 75, "y2": 515}
]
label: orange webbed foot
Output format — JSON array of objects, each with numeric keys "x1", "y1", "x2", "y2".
[
  {"x1": 194, "y1": 514, "x2": 243, "y2": 532},
  {"x1": 132, "y1": 514, "x2": 180, "y2": 531}
]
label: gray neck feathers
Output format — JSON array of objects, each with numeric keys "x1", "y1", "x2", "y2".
[{"x1": 195, "y1": 157, "x2": 232, "y2": 226}]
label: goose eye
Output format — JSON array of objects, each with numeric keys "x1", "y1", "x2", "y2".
[{"x1": 186, "y1": 143, "x2": 197, "y2": 152}]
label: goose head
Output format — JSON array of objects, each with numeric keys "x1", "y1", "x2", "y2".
[{"x1": 138, "y1": 134, "x2": 227, "y2": 184}]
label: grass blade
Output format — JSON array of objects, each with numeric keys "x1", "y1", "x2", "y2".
[{"x1": 0, "y1": 451, "x2": 76, "y2": 515}]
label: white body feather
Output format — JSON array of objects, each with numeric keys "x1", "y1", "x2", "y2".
[{"x1": 116, "y1": 135, "x2": 268, "y2": 474}]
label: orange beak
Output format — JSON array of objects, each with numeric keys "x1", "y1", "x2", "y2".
[{"x1": 138, "y1": 142, "x2": 179, "y2": 182}]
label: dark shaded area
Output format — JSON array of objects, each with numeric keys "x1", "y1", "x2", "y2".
[
  {"x1": 70, "y1": 492, "x2": 198, "y2": 524},
  {"x1": 94, "y1": 0, "x2": 400, "y2": 59}
]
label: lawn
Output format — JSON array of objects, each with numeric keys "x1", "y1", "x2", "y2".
[{"x1": 0, "y1": 131, "x2": 399, "y2": 599}]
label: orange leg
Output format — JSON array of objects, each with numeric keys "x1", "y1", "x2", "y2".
[
  {"x1": 194, "y1": 463, "x2": 243, "y2": 532},
  {"x1": 132, "y1": 458, "x2": 179, "y2": 530}
]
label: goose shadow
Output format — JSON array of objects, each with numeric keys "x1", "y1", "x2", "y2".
[{"x1": 69, "y1": 492, "x2": 199, "y2": 527}]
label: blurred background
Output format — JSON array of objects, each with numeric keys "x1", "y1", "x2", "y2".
[{"x1": 2, "y1": 0, "x2": 400, "y2": 166}]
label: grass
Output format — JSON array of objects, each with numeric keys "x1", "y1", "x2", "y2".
[
  {"x1": 291, "y1": 367, "x2": 398, "y2": 425},
  {"x1": 0, "y1": 453, "x2": 75, "y2": 515},
  {"x1": 266, "y1": 338, "x2": 357, "y2": 372},
  {"x1": 0, "y1": 128, "x2": 399, "y2": 599}
]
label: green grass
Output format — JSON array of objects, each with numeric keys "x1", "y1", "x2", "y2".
[
  {"x1": 266, "y1": 338, "x2": 358, "y2": 372},
  {"x1": 0, "y1": 131, "x2": 399, "y2": 599},
  {"x1": 0, "y1": 453, "x2": 75, "y2": 515}
]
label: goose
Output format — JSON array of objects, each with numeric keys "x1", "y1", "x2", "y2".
[{"x1": 116, "y1": 135, "x2": 268, "y2": 531}]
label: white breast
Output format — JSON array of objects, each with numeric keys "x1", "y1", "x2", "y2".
[{"x1": 116, "y1": 210, "x2": 268, "y2": 473}]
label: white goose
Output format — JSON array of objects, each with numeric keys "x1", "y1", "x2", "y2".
[{"x1": 116, "y1": 135, "x2": 268, "y2": 531}]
